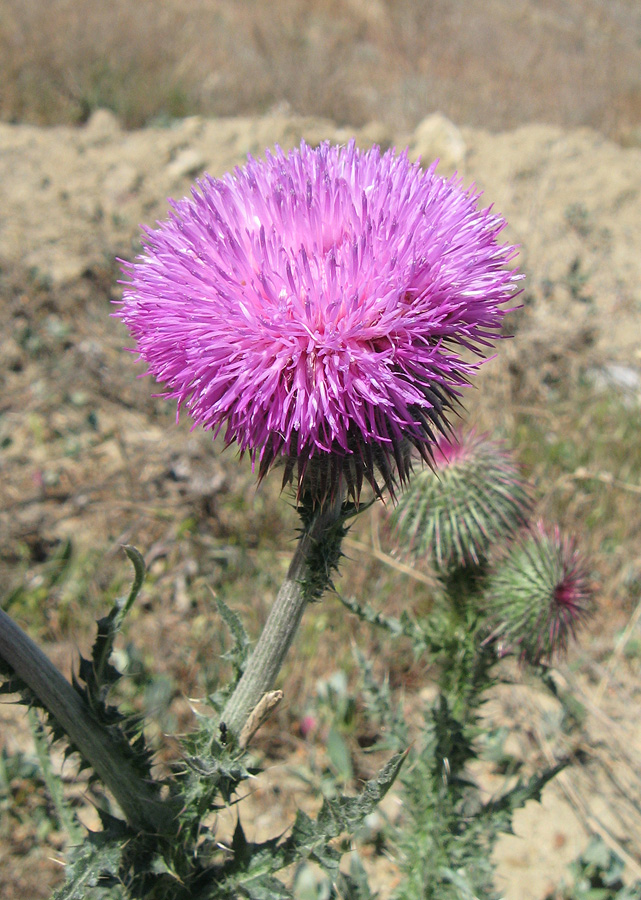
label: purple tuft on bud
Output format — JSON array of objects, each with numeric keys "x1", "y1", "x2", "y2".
[
  {"x1": 299, "y1": 714, "x2": 317, "y2": 740},
  {"x1": 483, "y1": 522, "x2": 593, "y2": 663},
  {"x1": 116, "y1": 140, "x2": 521, "y2": 504}
]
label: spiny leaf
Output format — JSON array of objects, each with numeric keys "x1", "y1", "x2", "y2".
[
  {"x1": 87, "y1": 545, "x2": 146, "y2": 697},
  {"x1": 67, "y1": 547, "x2": 158, "y2": 788},
  {"x1": 119, "y1": 546, "x2": 146, "y2": 624},
  {"x1": 29, "y1": 709, "x2": 83, "y2": 842},
  {"x1": 478, "y1": 761, "x2": 567, "y2": 833},
  {"x1": 338, "y1": 593, "x2": 447, "y2": 661},
  {"x1": 336, "y1": 853, "x2": 377, "y2": 900},
  {"x1": 0, "y1": 672, "x2": 83, "y2": 761},
  {"x1": 215, "y1": 595, "x2": 251, "y2": 677},
  {"x1": 52, "y1": 830, "x2": 125, "y2": 900},
  {"x1": 318, "y1": 749, "x2": 406, "y2": 834},
  {"x1": 284, "y1": 808, "x2": 342, "y2": 874},
  {"x1": 338, "y1": 594, "x2": 406, "y2": 637},
  {"x1": 272, "y1": 749, "x2": 406, "y2": 880},
  {"x1": 231, "y1": 818, "x2": 250, "y2": 867},
  {"x1": 179, "y1": 748, "x2": 256, "y2": 808},
  {"x1": 427, "y1": 693, "x2": 477, "y2": 788},
  {"x1": 356, "y1": 647, "x2": 409, "y2": 750}
]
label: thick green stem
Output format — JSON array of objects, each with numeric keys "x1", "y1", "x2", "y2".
[
  {"x1": 221, "y1": 493, "x2": 346, "y2": 740},
  {"x1": 0, "y1": 608, "x2": 178, "y2": 836}
]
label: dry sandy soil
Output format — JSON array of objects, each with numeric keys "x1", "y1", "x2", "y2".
[{"x1": 1, "y1": 107, "x2": 641, "y2": 899}]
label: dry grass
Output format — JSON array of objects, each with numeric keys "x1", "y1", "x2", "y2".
[{"x1": 1, "y1": 0, "x2": 640, "y2": 139}]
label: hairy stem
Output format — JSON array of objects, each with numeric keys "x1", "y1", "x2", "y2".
[
  {"x1": 0, "y1": 608, "x2": 178, "y2": 836},
  {"x1": 221, "y1": 493, "x2": 346, "y2": 740}
]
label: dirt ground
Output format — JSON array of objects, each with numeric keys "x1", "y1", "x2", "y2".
[{"x1": 1, "y1": 102, "x2": 641, "y2": 900}]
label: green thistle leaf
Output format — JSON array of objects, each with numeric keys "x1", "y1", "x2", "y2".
[
  {"x1": 215, "y1": 594, "x2": 251, "y2": 678},
  {"x1": 478, "y1": 762, "x2": 567, "y2": 835},
  {"x1": 52, "y1": 828, "x2": 126, "y2": 900}
]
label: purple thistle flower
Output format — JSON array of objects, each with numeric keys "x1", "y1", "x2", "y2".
[
  {"x1": 483, "y1": 522, "x2": 594, "y2": 663},
  {"x1": 117, "y1": 140, "x2": 521, "y2": 504}
]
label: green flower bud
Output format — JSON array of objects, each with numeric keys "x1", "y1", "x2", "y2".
[
  {"x1": 483, "y1": 522, "x2": 593, "y2": 663},
  {"x1": 391, "y1": 430, "x2": 532, "y2": 571}
]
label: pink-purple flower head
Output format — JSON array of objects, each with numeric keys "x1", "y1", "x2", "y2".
[{"x1": 117, "y1": 140, "x2": 522, "y2": 505}]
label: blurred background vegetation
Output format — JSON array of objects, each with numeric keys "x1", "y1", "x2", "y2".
[{"x1": 0, "y1": 0, "x2": 640, "y2": 142}]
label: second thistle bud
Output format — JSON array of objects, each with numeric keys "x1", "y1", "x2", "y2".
[
  {"x1": 390, "y1": 430, "x2": 532, "y2": 572},
  {"x1": 483, "y1": 522, "x2": 593, "y2": 664}
]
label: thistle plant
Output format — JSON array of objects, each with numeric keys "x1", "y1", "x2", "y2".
[
  {"x1": 345, "y1": 429, "x2": 593, "y2": 899},
  {"x1": 0, "y1": 140, "x2": 594, "y2": 899}
]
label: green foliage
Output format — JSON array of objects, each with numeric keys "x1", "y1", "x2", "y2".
[
  {"x1": 343, "y1": 431, "x2": 586, "y2": 899},
  {"x1": 71, "y1": 546, "x2": 159, "y2": 786},
  {"x1": 549, "y1": 838, "x2": 641, "y2": 900},
  {"x1": 2, "y1": 544, "x2": 407, "y2": 900},
  {"x1": 390, "y1": 693, "x2": 499, "y2": 900},
  {"x1": 0, "y1": 547, "x2": 160, "y2": 789},
  {"x1": 29, "y1": 709, "x2": 84, "y2": 843},
  {"x1": 356, "y1": 648, "x2": 409, "y2": 751},
  {"x1": 356, "y1": 635, "x2": 566, "y2": 900},
  {"x1": 2, "y1": 426, "x2": 595, "y2": 900},
  {"x1": 53, "y1": 823, "x2": 127, "y2": 900},
  {"x1": 215, "y1": 594, "x2": 252, "y2": 683},
  {"x1": 297, "y1": 498, "x2": 359, "y2": 603}
]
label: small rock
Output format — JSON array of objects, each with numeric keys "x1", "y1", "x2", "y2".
[
  {"x1": 83, "y1": 108, "x2": 121, "y2": 144},
  {"x1": 166, "y1": 148, "x2": 206, "y2": 181},
  {"x1": 103, "y1": 161, "x2": 141, "y2": 210},
  {"x1": 23, "y1": 248, "x2": 87, "y2": 286},
  {"x1": 409, "y1": 112, "x2": 466, "y2": 175},
  {"x1": 588, "y1": 362, "x2": 641, "y2": 404}
]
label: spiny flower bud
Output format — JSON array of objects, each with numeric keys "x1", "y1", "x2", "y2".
[
  {"x1": 483, "y1": 522, "x2": 593, "y2": 663},
  {"x1": 390, "y1": 430, "x2": 532, "y2": 571}
]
